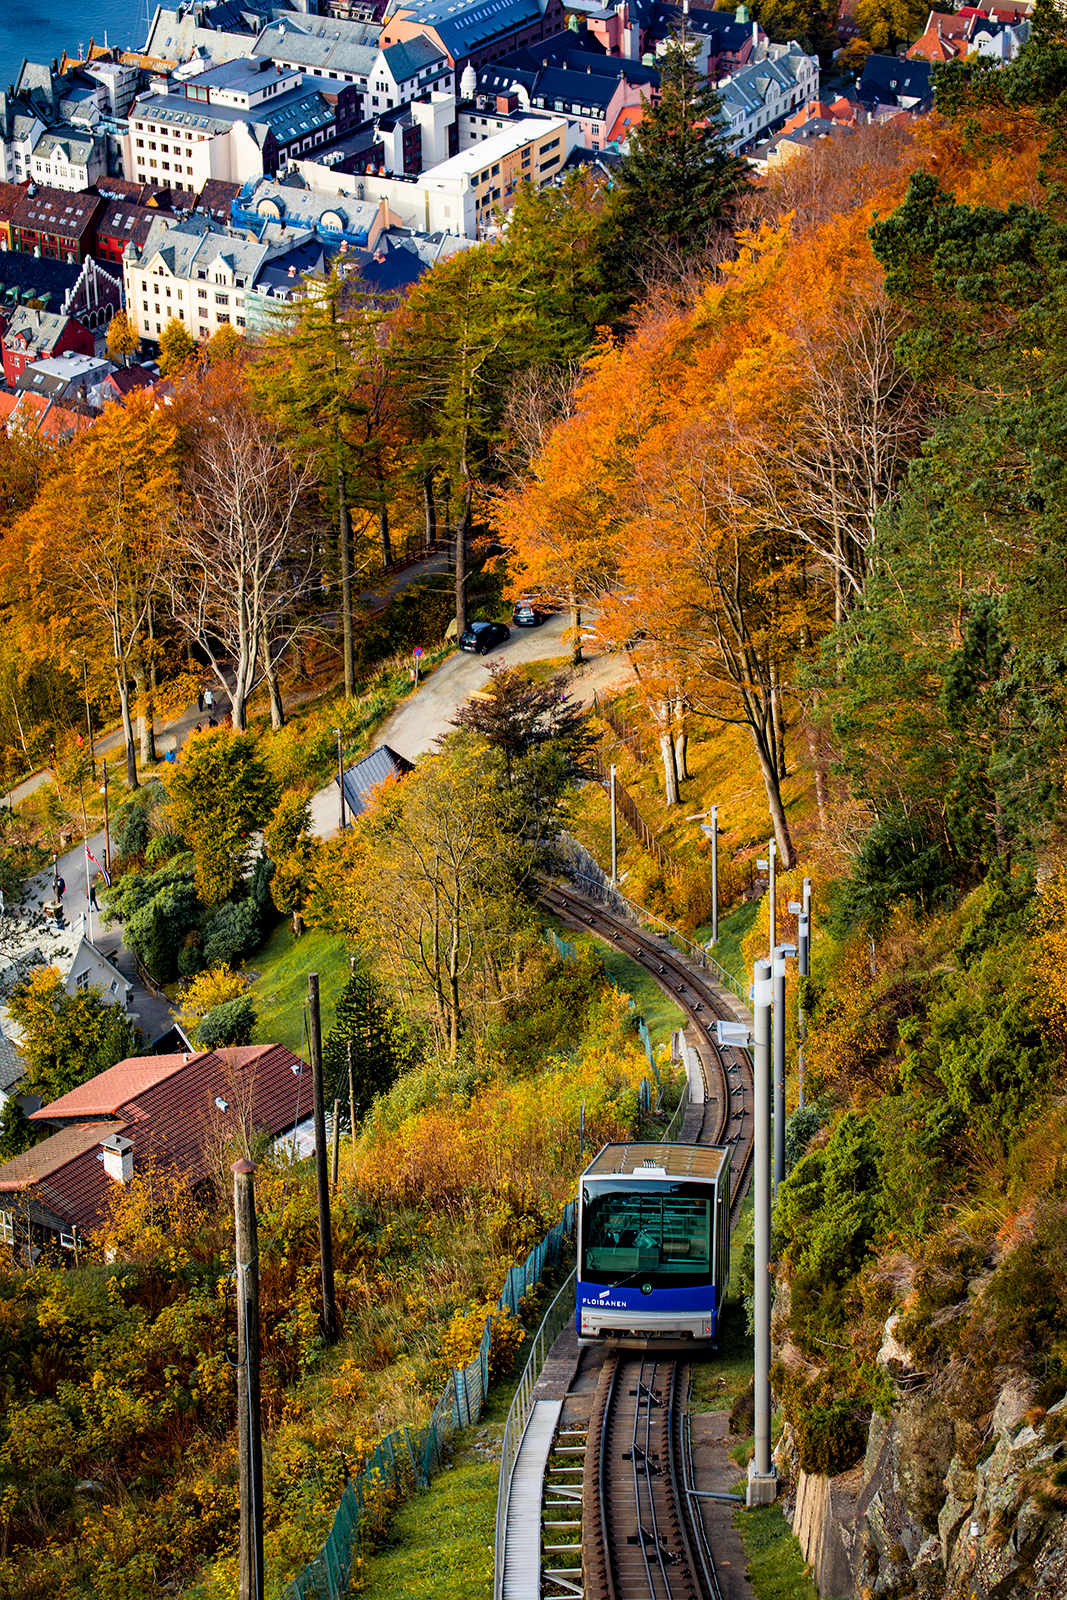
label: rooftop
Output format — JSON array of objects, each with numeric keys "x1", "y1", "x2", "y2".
[{"x1": 582, "y1": 1142, "x2": 729, "y2": 1181}]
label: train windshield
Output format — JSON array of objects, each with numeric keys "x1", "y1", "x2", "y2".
[{"x1": 581, "y1": 1181, "x2": 712, "y2": 1289}]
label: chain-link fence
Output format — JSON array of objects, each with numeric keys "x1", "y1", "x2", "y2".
[{"x1": 280, "y1": 1202, "x2": 577, "y2": 1600}]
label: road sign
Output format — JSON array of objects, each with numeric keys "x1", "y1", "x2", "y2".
[{"x1": 413, "y1": 646, "x2": 424, "y2": 659}]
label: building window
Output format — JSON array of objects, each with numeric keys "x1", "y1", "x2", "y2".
[
  {"x1": 162, "y1": 161, "x2": 170, "y2": 171},
  {"x1": 199, "y1": 288, "x2": 208, "y2": 299},
  {"x1": 200, "y1": 326, "x2": 209, "y2": 338},
  {"x1": 217, "y1": 313, "x2": 230, "y2": 324},
  {"x1": 149, "y1": 159, "x2": 157, "y2": 168},
  {"x1": 215, "y1": 293, "x2": 228, "y2": 305},
  {"x1": 136, "y1": 138, "x2": 144, "y2": 147},
  {"x1": 149, "y1": 141, "x2": 156, "y2": 150},
  {"x1": 236, "y1": 316, "x2": 245, "y2": 327}
]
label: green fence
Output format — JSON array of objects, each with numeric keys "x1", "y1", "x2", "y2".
[{"x1": 280, "y1": 1201, "x2": 578, "y2": 1600}]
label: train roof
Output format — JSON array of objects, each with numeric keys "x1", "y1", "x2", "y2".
[{"x1": 581, "y1": 1142, "x2": 728, "y2": 1182}]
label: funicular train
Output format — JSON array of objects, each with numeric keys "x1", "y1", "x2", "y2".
[{"x1": 576, "y1": 1141, "x2": 731, "y2": 1349}]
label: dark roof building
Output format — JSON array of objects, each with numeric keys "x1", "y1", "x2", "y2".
[
  {"x1": 9, "y1": 185, "x2": 105, "y2": 263},
  {"x1": 195, "y1": 177, "x2": 243, "y2": 223},
  {"x1": 338, "y1": 743, "x2": 415, "y2": 820},
  {"x1": 92, "y1": 199, "x2": 160, "y2": 266},
  {"x1": 381, "y1": 0, "x2": 569, "y2": 76},
  {"x1": 0, "y1": 1043, "x2": 309, "y2": 1252},
  {"x1": 857, "y1": 54, "x2": 934, "y2": 110},
  {"x1": 0, "y1": 250, "x2": 82, "y2": 330}
]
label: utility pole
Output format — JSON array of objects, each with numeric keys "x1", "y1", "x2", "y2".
[
  {"x1": 610, "y1": 764, "x2": 617, "y2": 884},
  {"x1": 772, "y1": 943, "x2": 797, "y2": 1199},
  {"x1": 797, "y1": 878, "x2": 811, "y2": 1108},
  {"x1": 710, "y1": 805, "x2": 718, "y2": 945},
  {"x1": 768, "y1": 838, "x2": 776, "y2": 958},
  {"x1": 82, "y1": 660, "x2": 95, "y2": 780},
  {"x1": 233, "y1": 1158, "x2": 264, "y2": 1600},
  {"x1": 308, "y1": 973, "x2": 338, "y2": 1341},
  {"x1": 101, "y1": 761, "x2": 111, "y2": 876},
  {"x1": 336, "y1": 729, "x2": 346, "y2": 832},
  {"x1": 748, "y1": 958, "x2": 776, "y2": 1506}
]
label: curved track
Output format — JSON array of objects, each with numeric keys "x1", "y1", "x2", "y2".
[
  {"x1": 539, "y1": 883, "x2": 754, "y2": 1220},
  {"x1": 541, "y1": 882, "x2": 748, "y2": 1600}
]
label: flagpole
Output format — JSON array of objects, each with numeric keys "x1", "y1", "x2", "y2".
[{"x1": 84, "y1": 847, "x2": 93, "y2": 943}]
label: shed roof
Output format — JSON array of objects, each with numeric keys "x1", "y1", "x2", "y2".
[{"x1": 338, "y1": 743, "x2": 415, "y2": 819}]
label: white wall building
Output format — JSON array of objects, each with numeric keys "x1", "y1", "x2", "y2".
[
  {"x1": 124, "y1": 211, "x2": 298, "y2": 344},
  {"x1": 299, "y1": 109, "x2": 572, "y2": 237},
  {"x1": 716, "y1": 41, "x2": 819, "y2": 152}
]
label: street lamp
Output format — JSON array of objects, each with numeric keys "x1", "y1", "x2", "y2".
[
  {"x1": 748, "y1": 957, "x2": 776, "y2": 1506},
  {"x1": 756, "y1": 840, "x2": 776, "y2": 957},
  {"x1": 336, "y1": 729, "x2": 346, "y2": 832},
  {"x1": 773, "y1": 942, "x2": 797, "y2": 1199},
  {"x1": 789, "y1": 879, "x2": 812, "y2": 1108}
]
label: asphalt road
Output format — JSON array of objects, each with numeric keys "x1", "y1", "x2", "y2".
[{"x1": 307, "y1": 613, "x2": 628, "y2": 839}]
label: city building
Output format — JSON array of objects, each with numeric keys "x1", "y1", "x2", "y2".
[
  {"x1": 379, "y1": 0, "x2": 569, "y2": 82},
  {"x1": 2, "y1": 306, "x2": 95, "y2": 388},
  {"x1": 17, "y1": 352, "x2": 115, "y2": 404},
  {"x1": 298, "y1": 109, "x2": 572, "y2": 236},
  {"x1": 254, "y1": 18, "x2": 454, "y2": 116},
  {"x1": 715, "y1": 42, "x2": 819, "y2": 152},
  {"x1": 8, "y1": 185, "x2": 105, "y2": 263},
  {"x1": 123, "y1": 210, "x2": 292, "y2": 345},
  {"x1": 125, "y1": 57, "x2": 363, "y2": 187}
]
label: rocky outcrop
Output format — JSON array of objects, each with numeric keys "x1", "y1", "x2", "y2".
[{"x1": 780, "y1": 1385, "x2": 1067, "y2": 1598}]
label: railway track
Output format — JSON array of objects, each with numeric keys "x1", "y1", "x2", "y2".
[
  {"x1": 538, "y1": 883, "x2": 754, "y2": 1222},
  {"x1": 540, "y1": 882, "x2": 750, "y2": 1600}
]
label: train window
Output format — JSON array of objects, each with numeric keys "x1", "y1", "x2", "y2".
[{"x1": 581, "y1": 1183, "x2": 712, "y2": 1287}]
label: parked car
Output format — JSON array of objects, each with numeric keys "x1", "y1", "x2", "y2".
[
  {"x1": 512, "y1": 599, "x2": 546, "y2": 627},
  {"x1": 459, "y1": 619, "x2": 511, "y2": 655}
]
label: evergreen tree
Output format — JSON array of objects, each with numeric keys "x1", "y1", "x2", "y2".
[
  {"x1": 322, "y1": 963, "x2": 416, "y2": 1127},
  {"x1": 614, "y1": 41, "x2": 750, "y2": 262},
  {"x1": 0, "y1": 1097, "x2": 35, "y2": 1160}
]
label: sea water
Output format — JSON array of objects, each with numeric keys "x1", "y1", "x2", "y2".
[{"x1": 0, "y1": 0, "x2": 149, "y2": 97}]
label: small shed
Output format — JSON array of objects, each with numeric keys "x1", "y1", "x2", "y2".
[{"x1": 337, "y1": 744, "x2": 414, "y2": 822}]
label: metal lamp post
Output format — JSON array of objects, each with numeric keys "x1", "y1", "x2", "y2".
[
  {"x1": 790, "y1": 879, "x2": 812, "y2": 1108},
  {"x1": 772, "y1": 942, "x2": 797, "y2": 1199},
  {"x1": 748, "y1": 957, "x2": 777, "y2": 1505}
]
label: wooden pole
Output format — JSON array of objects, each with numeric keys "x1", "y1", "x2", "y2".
[
  {"x1": 348, "y1": 1039, "x2": 357, "y2": 1158},
  {"x1": 331, "y1": 1097, "x2": 340, "y2": 1189},
  {"x1": 233, "y1": 1158, "x2": 264, "y2": 1600},
  {"x1": 308, "y1": 973, "x2": 338, "y2": 1341}
]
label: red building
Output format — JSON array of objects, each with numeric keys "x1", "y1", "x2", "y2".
[
  {"x1": 9, "y1": 186, "x2": 104, "y2": 264},
  {"x1": 2, "y1": 307, "x2": 94, "y2": 388}
]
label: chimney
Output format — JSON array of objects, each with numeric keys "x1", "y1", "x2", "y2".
[{"x1": 102, "y1": 1132, "x2": 134, "y2": 1183}]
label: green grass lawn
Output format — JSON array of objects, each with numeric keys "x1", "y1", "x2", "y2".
[
  {"x1": 696, "y1": 898, "x2": 762, "y2": 988},
  {"x1": 357, "y1": 1439, "x2": 498, "y2": 1600},
  {"x1": 595, "y1": 938, "x2": 687, "y2": 1046},
  {"x1": 734, "y1": 1504, "x2": 822, "y2": 1600},
  {"x1": 246, "y1": 922, "x2": 352, "y2": 1056}
]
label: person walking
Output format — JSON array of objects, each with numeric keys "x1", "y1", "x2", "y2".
[
  {"x1": 56, "y1": 876, "x2": 65, "y2": 899},
  {"x1": 204, "y1": 688, "x2": 214, "y2": 713},
  {"x1": 197, "y1": 688, "x2": 204, "y2": 713},
  {"x1": 89, "y1": 881, "x2": 98, "y2": 911}
]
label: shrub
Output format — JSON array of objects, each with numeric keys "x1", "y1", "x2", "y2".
[
  {"x1": 201, "y1": 899, "x2": 265, "y2": 970},
  {"x1": 197, "y1": 994, "x2": 257, "y2": 1049},
  {"x1": 777, "y1": 1113, "x2": 886, "y2": 1287},
  {"x1": 179, "y1": 967, "x2": 250, "y2": 1043},
  {"x1": 792, "y1": 1401, "x2": 869, "y2": 1475},
  {"x1": 124, "y1": 877, "x2": 201, "y2": 982}
]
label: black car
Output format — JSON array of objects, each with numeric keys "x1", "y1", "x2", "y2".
[
  {"x1": 459, "y1": 619, "x2": 511, "y2": 655},
  {"x1": 512, "y1": 599, "x2": 546, "y2": 627}
]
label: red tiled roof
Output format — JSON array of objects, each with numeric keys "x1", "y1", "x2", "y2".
[
  {"x1": 33, "y1": 1051, "x2": 207, "y2": 1121},
  {"x1": 36, "y1": 403, "x2": 94, "y2": 441},
  {"x1": 13, "y1": 1044, "x2": 308, "y2": 1234},
  {"x1": 11, "y1": 186, "x2": 103, "y2": 235},
  {"x1": 0, "y1": 181, "x2": 25, "y2": 219},
  {"x1": 0, "y1": 1121, "x2": 123, "y2": 1190},
  {"x1": 104, "y1": 365, "x2": 157, "y2": 395}
]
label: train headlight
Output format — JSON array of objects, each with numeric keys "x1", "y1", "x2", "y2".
[{"x1": 640, "y1": 1282, "x2": 652, "y2": 1296}]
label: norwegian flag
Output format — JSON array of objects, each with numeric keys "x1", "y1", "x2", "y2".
[{"x1": 85, "y1": 846, "x2": 110, "y2": 887}]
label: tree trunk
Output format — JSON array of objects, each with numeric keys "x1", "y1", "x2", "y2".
[
  {"x1": 260, "y1": 619, "x2": 284, "y2": 730},
  {"x1": 674, "y1": 729, "x2": 689, "y2": 783},
  {"x1": 572, "y1": 596, "x2": 583, "y2": 665},
  {"x1": 117, "y1": 674, "x2": 138, "y2": 789},
  {"x1": 454, "y1": 482, "x2": 473, "y2": 639},
  {"x1": 292, "y1": 911, "x2": 304, "y2": 938},
  {"x1": 135, "y1": 659, "x2": 155, "y2": 767},
  {"x1": 423, "y1": 469, "x2": 436, "y2": 551},
  {"x1": 770, "y1": 656, "x2": 787, "y2": 780},
  {"x1": 752, "y1": 729, "x2": 795, "y2": 867},
  {"x1": 803, "y1": 714, "x2": 829, "y2": 830},
  {"x1": 337, "y1": 446, "x2": 354, "y2": 699},
  {"x1": 378, "y1": 497, "x2": 392, "y2": 569},
  {"x1": 660, "y1": 731, "x2": 680, "y2": 806}
]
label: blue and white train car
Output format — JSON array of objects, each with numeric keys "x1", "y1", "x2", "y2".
[{"x1": 576, "y1": 1142, "x2": 731, "y2": 1348}]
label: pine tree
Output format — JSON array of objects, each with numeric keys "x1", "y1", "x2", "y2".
[
  {"x1": 322, "y1": 964, "x2": 415, "y2": 1128},
  {"x1": 615, "y1": 40, "x2": 749, "y2": 259}
]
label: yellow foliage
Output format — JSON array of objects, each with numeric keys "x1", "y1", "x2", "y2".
[{"x1": 177, "y1": 965, "x2": 250, "y2": 1038}]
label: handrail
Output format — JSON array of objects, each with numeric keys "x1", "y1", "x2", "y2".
[
  {"x1": 664, "y1": 1080, "x2": 690, "y2": 1143},
  {"x1": 560, "y1": 867, "x2": 749, "y2": 1006},
  {"x1": 493, "y1": 1267, "x2": 578, "y2": 1600}
]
